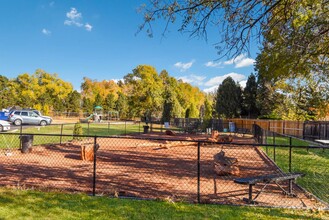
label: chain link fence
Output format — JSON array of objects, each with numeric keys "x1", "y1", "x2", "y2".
[{"x1": 0, "y1": 129, "x2": 328, "y2": 209}]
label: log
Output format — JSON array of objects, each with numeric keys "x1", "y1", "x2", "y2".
[
  {"x1": 213, "y1": 150, "x2": 239, "y2": 176},
  {"x1": 165, "y1": 130, "x2": 176, "y2": 136},
  {"x1": 81, "y1": 144, "x2": 99, "y2": 161}
]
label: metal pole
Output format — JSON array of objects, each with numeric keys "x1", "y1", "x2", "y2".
[
  {"x1": 60, "y1": 124, "x2": 64, "y2": 144},
  {"x1": 93, "y1": 136, "x2": 97, "y2": 196},
  {"x1": 20, "y1": 124, "x2": 23, "y2": 150},
  {"x1": 197, "y1": 142, "x2": 201, "y2": 203},
  {"x1": 289, "y1": 137, "x2": 292, "y2": 173},
  {"x1": 273, "y1": 132, "x2": 276, "y2": 162}
]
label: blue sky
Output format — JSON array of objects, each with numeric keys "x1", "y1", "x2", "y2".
[{"x1": 0, "y1": 0, "x2": 259, "y2": 92}]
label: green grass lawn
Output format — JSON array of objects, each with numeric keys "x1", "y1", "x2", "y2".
[
  {"x1": 0, "y1": 123, "x2": 144, "y2": 148},
  {"x1": 263, "y1": 136, "x2": 329, "y2": 204},
  {"x1": 0, "y1": 188, "x2": 327, "y2": 220}
]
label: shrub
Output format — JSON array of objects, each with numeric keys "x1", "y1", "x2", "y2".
[{"x1": 73, "y1": 122, "x2": 83, "y2": 140}]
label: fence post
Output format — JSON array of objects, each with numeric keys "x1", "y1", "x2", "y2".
[
  {"x1": 273, "y1": 132, "x2": 276, "y2": 162},
  {"x1": 108, "y1": 121, "x2": 110, "y2": 134},
  {"x1": 60, "y1": 124, "x2": 64, "y2": 144},
  {"x1": 93, "y1": 136, "x2": 97, "y2": 196},
  {"x1": 139, "y1": 121, "x2": 141, "y2": 135},
  {"x1": 197, "y1": 142, "x2": 201, "y2": 203},
  {"x1": 302, "y1": 122, "x2": 305, "y2": 139},
  {"x1": 289, "y1": 137, "x2": 292, "y2": 173},
  {"x1": 88, "y1": 122, "x2": 90, "y2": 135},
  {"x1": 125, "y1": 120, "x2": 127, "y2": 136},
  {"x1": 20, "y1": 124, "x2": 23, "y2": 149},
  {"x1": 283, "y1": 121, "x2": 285, "y2": 135}
]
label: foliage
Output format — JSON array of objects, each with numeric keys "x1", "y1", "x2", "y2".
[
  {"x1": 140, "y1": 0, "x2": 328, "y2": 74},
  {"x1": 242, "y1": 74, "x2": 259, "y2": 118},
  {"x1": 65, "y1": 90, "x2": 81, "y2": 113},
  {"x1": 215, "y1": 77, "x2": 242, "y2": 118},
  {"x1": 124, "y1": 65, "x2": 164, "y2": 117},
  {"x1": 73, "y1": 123, "x2": 83, "y2": 139},
  {"x1": 115, "y1": 92, "x2": 129, "y2": 119}
]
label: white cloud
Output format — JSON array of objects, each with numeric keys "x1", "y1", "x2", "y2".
[
  {"x1": 223, "y1": 54, "x2": 255, "y2": 68},
  {"x1": 64, "y1": 7, "x2": 92, "y2": 31},
  {"x1": 42, "y1": 28, "x2": 51, "y2": 35},
  {"x1": 238, "y1": 80, "x2": 247, "y2": 88},
  {"x1": 174, "y1": 60, "x2": 194, "y2": 72},
  {"x1": 203, "y1": 86, "x2": 218, "y2": 93},
  {"x1": 235, "y1": 58, "x2": 255, "y2": 68},
  {"x1": 85, "y1": 23, "x2": 93, "y2": 31},
  {"x1": 66, "y1": 7, "x2": 82, "y2": 20},
  {"x1": 204, "y1": 61, "x2": 223, "y2": 68},
  {"x1": 177, "y1": 74, "x2": 206, "y2": 86},
  {"x1": 49, "y1": 1, "x2": 55, "y2": 7},
  {"x1": 204, "y1": 72, "x2": 246, "y2": 87}
]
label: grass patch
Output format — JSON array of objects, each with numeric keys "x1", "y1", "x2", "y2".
[
  {"x1": 0, "y1": 188, "x2": 327, "y2": 220},
  {"x1": 263, "y1": 136, "x2": 329, "y2": 204}
]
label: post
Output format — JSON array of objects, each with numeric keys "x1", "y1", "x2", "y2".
[
  {"x1": 139, "y1": 121, "x2": 141, "y2": 135},
  {"x1": 93, "y1": 136, "x2": 97, "y2": 196},
  {"x1": 283, "y1": 121, "x2": 285, "y2": 135},
  {"x1": 108, "y1": 121, "x2": 110, "y2": 134},
  {"x1": 88, "y1": 122, "x2": 90, "y2": 135},
  {"x1": 60, "y1": 124, "x2": 64, "y2": 144},
  {"x1": 302, "y1": 122, "x2": 305, "y2": 139},
  {"x1": 289, "y1": 137, "x2": 292, "y2": 173},
  {"x1": 273, "y1": 132, "x2": 276, "y2": 162},
  {"x1": 197, "y1": 142, "x2": 201, "y2": 203},
  {"x1": 318, "y1": 123, "x2": 321, "y2": 140},
  {"x1": 20, "y1": 124, "x2": 23, "y2": 150},
  {"x1": 125, "y1": 120, "x2": 127, "y2": 136}
]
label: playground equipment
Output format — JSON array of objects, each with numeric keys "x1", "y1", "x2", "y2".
[
  {"x1": 79, "y1": 106, "x2": 104, "y2": 123},
  {"x1": 108, "y1": 111, "x2": 119, "y2": 120}
]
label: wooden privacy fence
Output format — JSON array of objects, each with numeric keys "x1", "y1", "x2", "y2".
[{"x1": 224, "y1": 119, "x2": 304, "y2": 138}]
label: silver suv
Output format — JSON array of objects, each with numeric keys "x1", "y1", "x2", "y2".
[{"x1": 9, "y1": 110, "x2": 52, "y2": 126}]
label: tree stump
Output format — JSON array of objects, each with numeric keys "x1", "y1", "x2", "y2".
[
  {"x1": 165, "y1": 130, "x2": 176, "y2": 136},
  {"x1": 213, "y1": 150, "x2": 239, "y2": 176},
  {"x1": 81, "y1": 144, "x2": 99, "y2": 161}
]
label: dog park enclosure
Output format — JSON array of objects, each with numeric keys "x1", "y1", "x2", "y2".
[{"x1": 0, "y1": 130, "x2": 327, "y2": 209}]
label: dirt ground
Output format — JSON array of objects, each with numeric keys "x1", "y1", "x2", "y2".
[{"x1": 0, "y1": 132, "x2": 326, "y2": 209}]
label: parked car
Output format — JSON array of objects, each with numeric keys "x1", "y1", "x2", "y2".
[
  {"x1": 8, "y1": 110, "x2": 52, "y2": 126},
  {"x1": 0, "y1": 120, "x2": 10, "y2": 132}
]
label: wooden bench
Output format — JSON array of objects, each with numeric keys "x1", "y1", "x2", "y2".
[{"x1": 234, "y1": 172, "x2": 304, "y2": 204}]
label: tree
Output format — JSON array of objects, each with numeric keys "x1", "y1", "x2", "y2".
[
  {"x1": 65, "y1": 90, "x2": 81, "y2": 113},
  {"x1": 82, "y1": 97, "x2": 93, "y2": 113},
  {"x1": 215, "y1": 77, "x2": 242, "y2": 118},
  {"x1": 242, "y1": 74, "x2": 259, "y2": 118},
  {"x1": 256, "y1": 75, "x2": 281, "y2": 119},
  {"x1": 124, "y1": 65, "x2": 164, "y2": 118},
  {"x1": 140, "y1": 0, "x2": 328, "y2": 77},
  {"x1": 103, "y1": 93, "x2": 116, "y2": 113},
  {"x1": 93, "y1": 93, "x2": 103, "y2": 107},
  {"x1": 115, "y1": 92, "x2": 129, "y2": 119}
]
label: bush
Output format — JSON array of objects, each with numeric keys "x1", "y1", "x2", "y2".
[{"x1": 73, "y1": 123, "x2": 83, "y2": 140}]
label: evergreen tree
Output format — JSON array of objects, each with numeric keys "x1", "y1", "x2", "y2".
[
  {"x1": 242, "y1": 74, "x2": 259, "y2": 118},
  {"x1": 215, "y1": 77, "x2": 242, "y2": 118}
]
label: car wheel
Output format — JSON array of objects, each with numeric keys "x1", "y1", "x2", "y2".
[
  {"x1": 0, "y1": 125, "x2": 3, "y2": 132},
  {"x1": 14, "y1": 119, "x2": 22, "y2": 126},
  {"x1": 40, "y1": 120, "x2": 47, "y2": 126}
]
